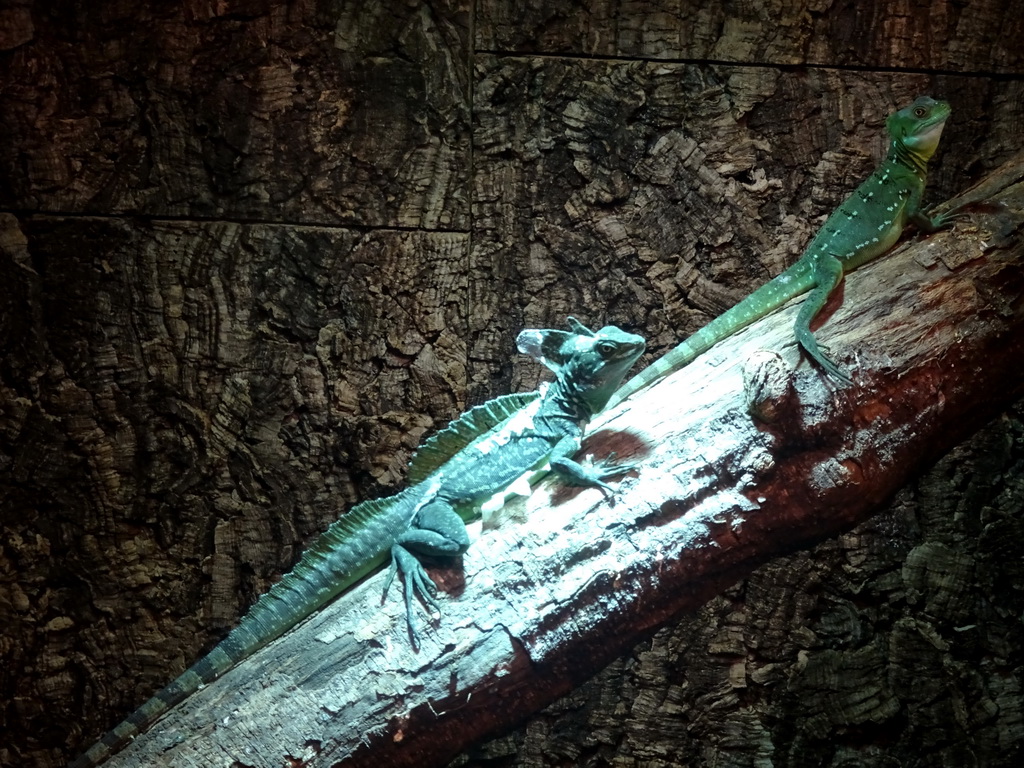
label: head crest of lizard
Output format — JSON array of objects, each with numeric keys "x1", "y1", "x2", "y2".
[{"x1": 517, "y1": 317, "x2": 646, "y2": 416}]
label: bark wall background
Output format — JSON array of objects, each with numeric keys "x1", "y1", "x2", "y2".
[{"x1": 0, "y1": 1, "x2": 1022, "y2": 766}]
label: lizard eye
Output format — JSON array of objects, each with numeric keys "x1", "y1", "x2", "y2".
[
  {"x1": 913, "y1": 107, "x2": 927, "y2": 118},
  {"x1": 596, "y1": 341, "x2": 617, "y2": 357}
]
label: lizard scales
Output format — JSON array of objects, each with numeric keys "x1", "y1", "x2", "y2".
[
  {"x1": 70, "y1": 318, "x2": 645, "y2": 768},
  {"x1": 608, "y1": 95, "x2": 956, "y2": 408}
]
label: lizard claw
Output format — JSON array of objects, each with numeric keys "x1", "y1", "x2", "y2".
[
  {"x1": 815, "y1": 351, "x2": 854, "y2": 387},
  {"x1": 932, "y1": 210, "x2": 968, "y2": 229},
  {"x1": 798, "y1": 331, "x2": 854, "y2": 387}
]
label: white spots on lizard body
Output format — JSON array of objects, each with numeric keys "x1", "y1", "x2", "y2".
[{"x1": 853, "y1": 237, "x2": 881, "y2": 250}]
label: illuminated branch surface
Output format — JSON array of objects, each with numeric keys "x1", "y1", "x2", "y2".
[{"x1": 102, "y1": 155, "x2": 1024, "y2": 768}]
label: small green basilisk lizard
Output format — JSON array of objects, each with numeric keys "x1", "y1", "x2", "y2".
[
  {"x1": 607, "y1": 95, "x2": 957, "y2": 408},
  {"x1": 70, "y1": 317, "x2": 645, "y2": 768}
]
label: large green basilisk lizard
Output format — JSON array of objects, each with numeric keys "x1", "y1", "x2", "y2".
[
  {"x1": 607, "y1": 95, "x2": 957, "y2": 409},
  {"x1": 70, "y1": 317, "x2": 645, "y2": 768}
]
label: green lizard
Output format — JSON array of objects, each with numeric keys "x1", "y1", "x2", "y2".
[
  {"x1": 70, "y1": 317, "x2": 645, "y2": 768},
  {"x1": 607, "y1": 95, "x2": 957, "y2": 409}
]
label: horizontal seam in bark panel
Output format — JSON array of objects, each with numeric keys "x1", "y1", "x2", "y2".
[
  {"x1": 0, "y1": 209, "x2": 472, "y2": 235},
  {"x1": 475, "y1": 50, "x2": 1024, "y2": 81}
]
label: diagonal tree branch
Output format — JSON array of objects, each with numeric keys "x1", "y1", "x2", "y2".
[{"x1": 99, "y1": 154, "x2": 1024, "y2": 768}]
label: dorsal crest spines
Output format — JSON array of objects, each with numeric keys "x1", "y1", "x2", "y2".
[{"x1": 407, "y1": 391, "x2": 540, "y2": 484}]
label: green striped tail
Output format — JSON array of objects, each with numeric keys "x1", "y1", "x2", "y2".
[
  {"x1": 607, "y1": 262, "x2": 815, "y2": 407},
  {"x1": 70, "y1": 489, "x2": 418, "y2": 768}
]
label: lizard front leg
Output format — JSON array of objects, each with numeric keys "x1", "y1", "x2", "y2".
[
  {"x1": 905, "y1": 178, "x2": 965, "y2": 233},
  {"x1": 547, "y1": 436, "x2": 635, "y2": 494}
]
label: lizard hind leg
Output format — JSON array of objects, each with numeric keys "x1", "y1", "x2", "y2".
[
  {"x1": 383, "y1": 499, "x2": 471, "y2": 647},
  {"x1": 794, "y1": 252, "x2": 854, "y2": 386}
]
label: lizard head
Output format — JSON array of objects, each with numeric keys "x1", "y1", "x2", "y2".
[
  {"x1": 517, "y1": 317, "x2": 646, "y2": 416},
  {"x1": 887, "y1": 96, "x2": 951, "y2": 162}
]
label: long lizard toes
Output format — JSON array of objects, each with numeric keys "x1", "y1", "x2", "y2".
[{"x1": 818, "y1": 357, "x2": 854, "y2": 387}]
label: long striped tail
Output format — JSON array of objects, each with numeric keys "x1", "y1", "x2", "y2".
[
  {"x1": 606, "y1": 264, "x2": 813, "y2": 409},
  {"x1": 69, "y1": 490, "x2": 417, "y2": 768}
]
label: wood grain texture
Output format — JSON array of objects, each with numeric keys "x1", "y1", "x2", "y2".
[
  {"x1": 0, "y1": 215, "x2": 469, "y2": 764},
  {"x1": 0, "y1": 1, "x2": 471, "y2": 227},
  {"x1": 1, "y1": 1, "x2": 1023, "y2": 767},
  {"x1": 461, "y1": 416, "x2": 1024, "y2": 768},
  {"x1": 476, "y1": 0, "x2": 1024, "y2": 73},
  {"x1": 83, "y1": 152, "x2": 1024, "y2": 768},
  {"x1": 469, "y1": 59, "x2": 1023, "y2": 394}
]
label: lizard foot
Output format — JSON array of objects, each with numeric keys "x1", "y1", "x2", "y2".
[
  {"x1": 592, "y1": 451, "x2": 640, "y2": 481},
  {"x1": 551, "y1": 453, "x2": 637, "y2": 496},
  {"x1": 550, "y1": 456, "x2": 610, "y2": 493},
  {"x1": 797, "y1": 331, "x2": 854, "y2": 387},
  {"x1": 384, "y1": 546, "x2": 441, "y2": 649},
  {"x1": 813, "y1": 351, "x2": 854, "y2": 387}
]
